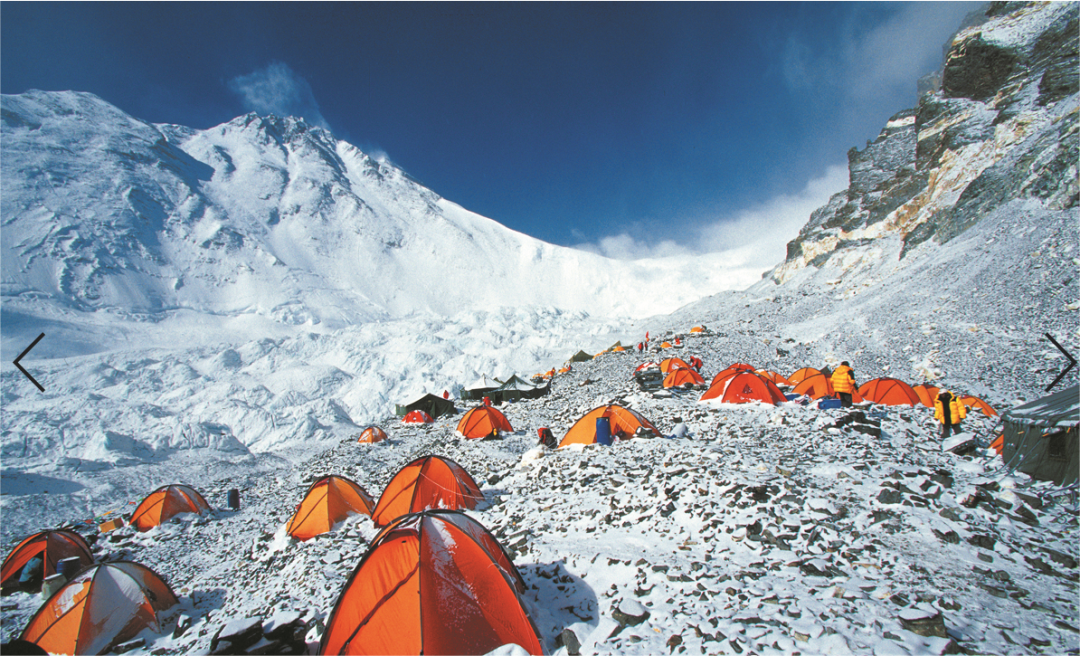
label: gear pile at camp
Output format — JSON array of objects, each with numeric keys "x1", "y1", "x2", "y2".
[{"x1": 2, "y1": 326, "x2": 1077, "y2": 655}]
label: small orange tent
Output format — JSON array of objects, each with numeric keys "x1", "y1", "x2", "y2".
[
  {"x1": 287, "y1": 476, "x2": 375, "y2": 541},
  {"x1": 357, "y1": 426, "x2": 388, "y2": 444},
  {"x1": 858, "y1": 378, "x2": 921, "y2": 406},
  {"x1": 989, "y1": 433, "x2": 1004, "y2": 454},
  {"x1": 756, "y1": 370, "x2": 792, "y2": 387},
  {"x1": 129, "y1": 484, "x2": 211, "y2": 532},
  {"x1": 700, "y1": 371, "x2": 787, "y2": 404},
  {"x1": 960, "y1": 395, "x2": 998, "y2": 417},
  {"x1": 660, "y1": 341, "x2": 673, "y2": 348},
  {"x1": 21, "y1": 562, "x2": 178, "y2": 656},
  {"x1": 402, "y1": 409, "x2": 433, "y2": 424},
  {"x1": 2, "y1": 530, "x2": 94, "y2": 594},
  {"x1": 320, "y1": 510, "x2": 542, "y2": 656},
  {"x1": 559, "y1": 405, "x2": 660, "y2": 447},
  {"x1": 663, "y1": 368, "x2": 705, "y2": 389},
  {"x1": 690, "y1": 326, "x2": 704, "y2": 333},
  {"x1": 913, "y1": 384, "x2": 940, "y2": 408},
  {"x1": 456, "y1": 406, "x2": 513, "y2": 439},
  {"x1": 788, "y1": 367, "x2": 822, "y2": 385},
  {"x1": 659, "y1": 358, "x2": 692, "y2": 373},
  {"x1": 371, "y1": 456, "x2": 484, "y2": 528}
]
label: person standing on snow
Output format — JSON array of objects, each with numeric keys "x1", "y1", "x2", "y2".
[
  {"x1": 934, "y1": 389, "x2": 967, "y2": 438},
  {"x1": 831, "y1": 361, "x2": 857, "y2": 408}
]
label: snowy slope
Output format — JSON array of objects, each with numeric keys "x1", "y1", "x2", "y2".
[{"x1": 1, "y1": 90, "x2": 758, "y2": 360}]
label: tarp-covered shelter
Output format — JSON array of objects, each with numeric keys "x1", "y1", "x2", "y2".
[
  {"x1": 559, "y1": 405, "x2": 660, "y2": 447},
  {"x1": 20, "y1": 562, "x2": 178, "y2": 656},
  {"x1": 130, "y1": 484, "x2": 211, "y2": 532},
  {"x1": 1001, "y1": 385, "x2": 1078, "y2": 486},
  {"x1": 456, "y1": 406, "x2": 513, "y2": 439},
  {"x1": 320, "y1": 510, "x2": 542, "y2": 655},
  {"x1": 570, "y1": 350, "x2": 593, "y2": 362},
  {"x1": 403, "y1": 394, "x2": 456, "y2": 420},
  {"x1": 2, "y1": 530, "x2": 94, "y2": 594},
  {"x1": 371, "y1": 456, "x2": 484, "y2": 527},
  {"x1": 286, "y1": 475, "x2": 375, "y2": 541},
  {"x1": 488, "y1": 375, "x2": 550, "y2": 404},
  {"x1": 461, "y1": 375, "x2": 499, "y2": 401}
]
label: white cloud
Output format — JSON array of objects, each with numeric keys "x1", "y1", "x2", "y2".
[{"x1": 228, "y1": 62, "x2": 332, "y2": 131}]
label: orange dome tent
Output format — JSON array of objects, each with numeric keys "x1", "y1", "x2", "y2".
[
  {"x1": 960, "y1": 395, "x2": 998, "y2": 417},
  {"x1": 700, "y1": 372, "x2": 787, "y2": 405},
  {"x1": 357, "y1": 426, "x2": 388, "y2": 444},
  {"x1": 858, "y1": 378, "x2": 921, "y2": 406},
  {"x1": 402, "y1": 409, "x2": 433, "y2": 424},
  {"x1": 559, "y1": 405, "x2": 661, "y2": 447},
  {"x1": 788, "y1": 367, "x2": 822, "y2": 385},
  {"x1": 320, "y1": 510, "x2": 542, "y2": 655},
  {"x1": 129, "y1": 484, "x2": 210, "y2": 532},
  {"x1": 659, "y1": 358, "x2": 692, "y2": 373},
  {"x1": 791, "y1": 373, "x2": 835, "y2": 399},
  {"x1": 660, "y1": 341, "x2": 673, "y2": 348},
  {"x1": 456, "y1": 406, "x2": 513, "y2": 439},
  {"x1": 663, "y1": 368, "x2": 705, "y2": 389},
  {"x1": 287, "y1": 476, "x2": 375, "y2": 541},
  {"x1": 913, "y1": 384, "x2": 940, "y2": 408},
  {"x1": 709, "y1": 364, "x2": 755, "y2": 387},
  {"x1": 20, "y1": 562, "x2": 178, "y2": 656},
  {"x1": 757, "y1": 370, "x2": 792, "y2": 387},
  {"x1": 2, "y1": 530, "x2": 94, "y2": 594},
  {"x1": 371, "y1": 456, "x2": 484, "y2": 528},
  {"x1": 690, "y1": 326, "x2": 705, "y2": 333}
]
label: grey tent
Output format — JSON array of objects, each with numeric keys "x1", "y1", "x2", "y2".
[
  {"x1": 402, "y1": 393, "x2": 457, "y2": 420},
  {"x1": 489, "y1": 375, "x2": 550, "y2": 404},
  {"x1": 461, "y1": 375, "x2": 499, "y2": 401},
  {"x1": 570, "y1": 350, "x2": 593, "y2": 363},
  {"x1": 1001, "y1": 384, "x2": 1078, "y2": 486}
]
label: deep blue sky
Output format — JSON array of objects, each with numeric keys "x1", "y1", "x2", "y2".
[{"x1": 2, "y1": 2, "x2": 983, "y2": 258}]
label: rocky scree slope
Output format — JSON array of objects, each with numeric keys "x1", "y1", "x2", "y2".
[{"x1": 661, "y1": 1, "x2": 1079, "y2": 404}]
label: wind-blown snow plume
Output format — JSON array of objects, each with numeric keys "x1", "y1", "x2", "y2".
[{"x1": 228, "y1": 61, "x2": 332, "y2": 131}]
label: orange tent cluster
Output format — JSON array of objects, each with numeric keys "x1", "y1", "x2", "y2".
[
  {"x1": 129, "y1": 484, "x2": 211, "y2": 532},
  {"x1": 287, "y1": 476, "x2": 376, "y2": 542},
  {"x1": 320, "y1": 510, "x2": 541, "y2": 655}
]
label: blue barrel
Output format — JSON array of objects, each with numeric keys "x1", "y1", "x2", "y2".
[
  {"x1": 228, "y1": 489, "x2": 240, "y2": 510},
  {"x1": 57, "y1": 556, "x2": 83, "y2": 580},
  {"x1": 595, "y1": 417, "x2": 612, "y2": 446}
]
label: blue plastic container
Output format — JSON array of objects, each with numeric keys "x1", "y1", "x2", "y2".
[
  {"x1": 817, "y1": 397, "x2": 842, "y2": 410},
  {"x1": 595, "y1": 417, "x2": 612, "y2": 446}
]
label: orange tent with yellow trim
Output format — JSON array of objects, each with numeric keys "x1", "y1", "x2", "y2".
[
  {"x1": 2, "y1": 530, "x2": 94, "y2": 594},
  {"x1": 663, "y1": 368, "x2": 705, "y2": 389},
  {"x1": 286, "y1": 475, "x2": 375, "y2": 541},
  {"x1": 370, "y1": 456, "x2": 484, "y2": 528},
  {"x1": 700, "y1": 372, "x2": 787, "y2": 404},
  {"x1": 320, "y1": 510, "x2": 542, "y2": 656},
  {"x1": 129, "y1": 484, "x2": 211, "y2": 532},
  {"x1": 788, "y1": 367, "x2": 822, "y2": 385},
  {"x1": 659, "y1": 358, "x2": 692, "y2": 373},
  {"x1": 20, "y1": 562, "x2": 178, "y2": 656},
  {"x1": 913, "y1": 384, "x2": 940, "y2": 408},
  {"x1": 357, "y1": 426, "x2": 388, "y2": 444},
  {"x1": 858, "y1": 378, "x2": 921, "y2": 406},
  {"x1": 960, "y1": 395, "x2": 998, "y2": 417},
  {"x1": 456, "y1": 406, "x2": 513, "y2": 439},
  {"x1": 559, "y1": 405, "x2": 660, "y2": 447}
]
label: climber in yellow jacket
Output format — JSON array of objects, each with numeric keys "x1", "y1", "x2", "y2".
[
  {"x1": 934, "y1": 389, "x2": 967, "y2": 439},
  {"x1": 831, "y1": 361, "x2": 857, "y2": 408}
]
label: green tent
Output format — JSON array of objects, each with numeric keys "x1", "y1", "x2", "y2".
[
  {"x1": 1001, "y1": 384, "x2": 1078, "y2": 486},
  {"x1": 403, "y1": 393, "x2": 457, "y2": 420},
  {"x1": 570, "y1": 350, "x2": 593, "y2": 363}
]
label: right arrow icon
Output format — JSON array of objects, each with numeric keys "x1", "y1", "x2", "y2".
[{"x1": 1044, "y1": 333, "x2": 1077, "y2": 392}]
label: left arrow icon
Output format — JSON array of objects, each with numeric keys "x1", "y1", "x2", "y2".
[{"x1": 14, "y1": 332, "x2": 46, "y2": 392}]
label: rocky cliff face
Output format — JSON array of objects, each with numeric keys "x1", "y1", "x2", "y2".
[{"x1": 774, "y1": 1, "x2": 1078, "y2": 283}]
